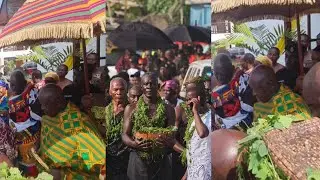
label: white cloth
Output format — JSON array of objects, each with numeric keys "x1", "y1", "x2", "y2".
[
  {"x1": 9, "y1": 110, "x2": 41, "y2": 132},
  {"x1": 215, "y1": 111, "x2": 248, "y2": 129},
  {"x1": 187, "y1": 111, "x2": 212, "y2": 180},
  {"x1": 127, "y1": 68, "x2": 145, "y2": 77},
  {"x1": 127, "y1": 68, "x2": 139, "y2": 76}
]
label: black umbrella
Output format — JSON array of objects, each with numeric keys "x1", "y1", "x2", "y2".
[
  {"x1": 107, "y1": 22, "x2": 173, "y2": 51},
  {"x1": 164, "y1": 25, "x2": 211, "y2": 43}
]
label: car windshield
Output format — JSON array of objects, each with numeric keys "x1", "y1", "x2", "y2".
[{"x1": 202, "y1": 66, "x2": 212, "y2": 78}]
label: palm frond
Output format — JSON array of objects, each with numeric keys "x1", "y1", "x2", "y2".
[{"x1": 21, "y1": 45, "x2": 73, "y2": 71}]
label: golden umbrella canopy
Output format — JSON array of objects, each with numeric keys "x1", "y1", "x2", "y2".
[
  {"x1": 0, "y1": 0, "x2": 106, "y2": 48},
  {"x1": 0, "y1": 0, "x2": 106, "y2": 94},
  {"x1": 211, "y1": 0, "x2": 320, "y2": 22}
]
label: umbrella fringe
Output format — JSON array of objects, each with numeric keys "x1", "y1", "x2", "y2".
[
  {"x1": 213, "y1": 9, "x2": 318, "y2": 23},
  {"x1": 0, "y1": 20, "x2": 106, "y2": 48},
  {"x1": 213, "y1": 14, "x2": 288, "y2": 23},
  {"x1": 212, "y1": 0, "x2": 316, "y2": 13}
]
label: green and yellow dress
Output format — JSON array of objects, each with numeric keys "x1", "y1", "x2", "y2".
[
  {"x1": 39, "y1": 103, "x2": 106, "y2": 179},
  {"x1": 254, "y1": 85, "x2": 312, "y2": 121}
]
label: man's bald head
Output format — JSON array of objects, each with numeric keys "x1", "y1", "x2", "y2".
[
  {"x1": 39, "y1": 84, "x2": 67, "y2": 117},
  {"x1": 249, "y1": 65, "x2": 280, "y2": 103},
  {"x1": 165, "y1": 49, "x2": 174, "y2": 60},
  {"x1": 128, "y1": 85, "x2": 142, "y2": 104},
  {"x1": 303, "y1": 62, "x2": 320, "y2": 116},
  {"x1": 110, "y1": 77, "x2": 127, "y2": 92},
  {"x1": 213, "y1": 53, "x2": 234, "y2": 85},
  {"x1": 10, "y1": 70, "x2": 27, "y2": 95},
  {"x1": 109, "y1": 77, "x2": 127, "y2": 102}
]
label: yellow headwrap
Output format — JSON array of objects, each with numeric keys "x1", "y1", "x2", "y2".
[
  {"x1": 44, "y1": 72, "x2": 60, "y2": 82},
  {"x1": 255, "y1": 56, "x2": 273, "y2": 67}
]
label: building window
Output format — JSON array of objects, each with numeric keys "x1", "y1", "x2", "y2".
[{"x1": 3, "y1": 46, "x2": 27, "y2": 52}]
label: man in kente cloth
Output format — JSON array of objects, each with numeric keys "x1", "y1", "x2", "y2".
[
  {"x1": 105, "y1": 77, "x2": 130, "y2": 180},
  {"x1": 122, "y1": 73, "x2": 176, "y2": 180},
  {"x1": 249, "y1": 65, "x2": 311, "y2": 121},
  {"x1": 37, "y1": 84, "x2": 105, "y2": 179},
  {"x1": 8, "y1": 71, "x2": 42, "y2": 177}
]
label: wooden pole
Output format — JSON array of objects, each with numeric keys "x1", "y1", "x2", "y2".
[
  {"x1": 96, "y1": 35, "x2": 101, "y2": 65},
  {"x1": 72, "y1": 40, "x2": 80, "y2": 80},
  {"x1": 307, "y1": 14, "x2": 311, "y2": 50},
  {"x1": 180, "y1": 0, "x2": 184, "y2": 24},
  {"x1": 82, "y1": 39, "x2": 90, "y2": 94},
  {"x1": 296, "y1": 13, "x2": 304, "y2": 75}
]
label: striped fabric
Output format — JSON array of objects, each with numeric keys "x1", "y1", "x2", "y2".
[
  {"x1": 0, "y1": 0, "x2": 106, "y2": 48},
  {"x1": 254, "y1": 85, "x2": 312, "y2": 122},
  {"x1": 39, "y1": 103, "x2": 106, "y2": 179}
]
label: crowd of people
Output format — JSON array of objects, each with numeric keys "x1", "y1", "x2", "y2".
[
  {"x1": 211, "y1": 35, "x2": 320, "y2": 131},
  {"x1": 1, "y1": 28, "x2": 319, "y2": 179},
  {"x1": 0, "y1": 41, "x2": 213, "y2": 180},
  {"x1": 210, "y1": 34, "x2": 320, "y2": 179},
  {"x1": 98, "y1": 43, "x2": 212, "y2": 180}
]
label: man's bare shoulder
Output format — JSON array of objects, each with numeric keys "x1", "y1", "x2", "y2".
[
  {"x1": 124, "y1": 103, "x2": 137, "y2": 114},
  {"x1": 164, "y1": 103, "x2": 175, "y2": 115}
]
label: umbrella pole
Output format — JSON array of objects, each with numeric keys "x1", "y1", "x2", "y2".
[
  {"x1": 307, "y1": 15, "x2": 311, "y2": 50},
  {"x1": 82, "y1": 39, "x2": 90, "y2": 94},
  {"x1": 296, "y1": 13, "x2": 304, "y2": 75},
  {"x1": 97, "y1": 35, "x2": 101, "y2": 63}
]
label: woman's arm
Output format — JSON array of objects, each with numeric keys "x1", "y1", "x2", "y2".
[{"x1": 191, "y1": 97, "x2": 209, "y2": 138}]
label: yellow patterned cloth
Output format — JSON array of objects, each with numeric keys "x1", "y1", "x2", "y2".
[
  {"x1": 254, "y1": 85, "x2": 311, "y2": 121},
  {"x1": 39, "y1": 103, "x2": 106, "y2": 180}
]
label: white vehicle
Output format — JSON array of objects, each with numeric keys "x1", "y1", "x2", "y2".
[{"x1": 180, "y1": 59, "x2": 212, "y2": 98}]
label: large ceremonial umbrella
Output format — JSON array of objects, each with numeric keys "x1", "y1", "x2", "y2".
[
  {"x1": 0, "y1": 0, "x2": 106, "y2": 93},
  {"x1": 211, "y1": 0, "x2": 319, "y2": 22},
  {"x1": 164, "y1": 25, "x2": 211, "y2": 43},
  {"x1": 107, "y1": 22, "x2": 173, "y2": 51},
  {"x1": 211, "y1": 0, "x2": 319, "y2": 75}
]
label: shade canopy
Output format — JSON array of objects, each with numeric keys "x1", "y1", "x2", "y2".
[
  {"x1": 107, "y1": 22, "x2": 173, "y2": 51},
  {"x1": 164, "y1": 25, "x2": 211, "y2": 43},
  {"x1": 212, "y1": 0, "x2": 320, "y2": 22},
  {"x1": 0, "y1": 0, "x2": 106, "y2": 48}
]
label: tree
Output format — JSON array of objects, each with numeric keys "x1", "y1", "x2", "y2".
[
  {"x1": 215, "y1": 24, "x2": 300, "y2": 56},
  {"x1": 16, "y1": 45, "x2": 72, "y2": 71}
]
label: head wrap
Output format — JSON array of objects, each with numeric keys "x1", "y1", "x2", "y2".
[
  {"x1": 138, "y1": 58, "x2": 147, "y2": 65},
  {"x1": 44, "y1": 72, "x2": 60, "y2": 82},
  {"x1": 0, "y1": 81, "x2": 8, "y2": 90},
  {"x1": 255, "y1": 56, "x2": 273, "y2": 67},
  {"x1": 162, "y1": 80, "x2": 178, "y2": 90}
]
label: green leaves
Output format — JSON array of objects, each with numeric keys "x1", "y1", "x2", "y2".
[
  {"x1": 0, "y1": 162, "x2": 53, "y2": 179},
  {"x1": 258, "y1": 143, "x2": 268, "y2": 157},
  {"x1": 237, "y1": 115, "x2": 297, "y2": 180},
  {"x1": 215, "y1": 23, "x2": 304, "y2": 56},
  {"x1": 274, "y1": 116, "x2": 294, "y2": 129},
  {"x1": 16, "y1": 45, "x2": 73, "y2": 72},
  {"x1": 307, "y1": 168, "x2": 320, "y2": 180}
]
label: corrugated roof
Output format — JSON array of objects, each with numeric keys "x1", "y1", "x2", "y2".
[{"x1": 185, "y1": 0, "x2": 210, "y2": 5}]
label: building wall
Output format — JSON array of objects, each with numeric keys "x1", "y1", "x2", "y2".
[{"x1": 189, "y1": 4, "x2": 211, "y2": 28}]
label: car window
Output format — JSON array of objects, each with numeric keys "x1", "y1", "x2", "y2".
[
  {"x1": 195, "y1": 69, "x2": 200, "y2": 76},
  {"x1": 202, "y1": 66, "x2": 212, "y2": 78}
]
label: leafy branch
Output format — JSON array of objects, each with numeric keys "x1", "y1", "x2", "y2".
[
  {"x1": 215, "y1": 24, "x2": 303, "y2": 56},
  {"x1": 237, "y1": 115, "x2": 301, "y2": 180},
  {"x1": 16, "y1": 45, "x2": 72, "y2": 72},
  {"x1": 0, "y1": 162, "x2": 53, "y2": 179}
]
